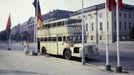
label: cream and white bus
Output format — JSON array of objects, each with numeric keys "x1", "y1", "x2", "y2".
[{"x1": 37, "y1": 18, "x2": 99, "y2": 59}]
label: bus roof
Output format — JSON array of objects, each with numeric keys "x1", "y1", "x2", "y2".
[{"x1": 43, "y1": 18, "x2": 82, "y2": 25}]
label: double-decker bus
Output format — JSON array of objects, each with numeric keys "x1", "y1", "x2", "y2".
[{"x1": 37, "y1": 18, "x2": 99, "y2": 59}]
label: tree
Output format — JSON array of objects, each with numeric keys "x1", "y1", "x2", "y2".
[
  {"x1": 11, "y1": 32, "x2": 21, "y2": 41},
  {"x1": 129, "y1": 27, "x2": 134, "y2": 40},
  {"x1": 0, "y1": 30, "x2": 8, "y2": 41}
]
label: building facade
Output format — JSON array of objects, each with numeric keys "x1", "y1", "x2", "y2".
[
  {"x1": 11, "y1": 24, "x2": 21, "y2": 35},
  {"x1": 11, "y1": 3, "x2": 134, "y2": 44},
  {"x1": 71, "y1": 3, "x2": 134, "y2": 44},
  {"x1": 42, "y1": 9, "x2": 73, "y2": 22},
  {"x1": 11, "y1": 10, "x2": 73, "y2": 42}
]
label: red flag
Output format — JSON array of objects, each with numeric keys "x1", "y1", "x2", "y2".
[
  {"x1": 33, "y1": 0, "x2": 43, "y2": 30},
  {"x1": 118, "y1": 0, "x2": 123, "y2": 10},
  {"x1": 6, "y1": 14, "x2": 12, "y2": 32},
  {"x1": 106, "y1": 0, "x2": 116, "y2": 11}
]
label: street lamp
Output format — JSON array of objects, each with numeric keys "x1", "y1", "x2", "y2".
[
  {"x1": 81, "y1": 0, "x2": 86, "y2": 65},
  {"x1": 105, "y1": 0, "x2": 111, "y2": 71},
  {"x1": 116, "y1": 0, "x2": 122, "y2": 73}
]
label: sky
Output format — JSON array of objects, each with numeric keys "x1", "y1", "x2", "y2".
[{"x1": 0, "y1": 0, "x2": 134, "y2": 31}]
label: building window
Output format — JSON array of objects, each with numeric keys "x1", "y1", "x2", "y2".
[
  {"x1": 85, "y1": 16, "x2": 88, "y2": 20},
  {"x1": 91, "y1": 23, "x2": 94, "y2": 31},
  {"x1": 100, "y1": 22, "x2": 103, "y2": 31},
  {"x1": 85, "y1": 23, "x2": 88, "y2": 31},
  {"x1": 114, "y1": 21, "x2": 116, "y2": 30},
  {"x1": 119, "y1": 12, "x2": 122, "y2": 17},
  {"x1": 78, "y1": 16, "x2": 81, "y2": 19},
  {"x1": 129, "y1": 22, "x2": 131, "y2": 29},
  {"x1": 91, "y1": 15, "x2": 93, "y2": 19},
  {"x1": 100, "y1": 35, "x2": 102, "y2": 40},
  {"x1": 107, "y1": 22, "x2": 109, "y2": 30},
  {"x1": 83, "y1": 15, "x2": 85, "y2": 18},
  {"x1": 91, "y1": 36, "x2": 93, "y2": 40},
  {"x1": 124, "y1": 22, "x2": 127, "y2": 30},
  {"x1": 129, "y1": 14, "x2": 131, "y2": 18},
  {"x1": 114, "y1": 12, "x2": 116, "y2": 16},
  {"x1": 119, "y1": 21, "x2": 122, "y2": 31},
  {"x1": 124, "y1": 13, "x2": 126, "y2": 18}
]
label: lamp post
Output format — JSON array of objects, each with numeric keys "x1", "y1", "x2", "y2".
[
  {"x1": 105, "y1": 0, "x2": 111, "y2": 71},
  {"x1": 81, "y1": 0, "x2": 86, "y2": 65},
  {"x1": 116, "y1": 0, "x2": 122, "y2": 73}
]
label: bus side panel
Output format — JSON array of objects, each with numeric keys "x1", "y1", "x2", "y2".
[
  {"x1": 57, "y1": 42, "x2": 64, "y2": 55},
  {"x1": 50, "y1": 42, "x2": 58, "y2": 55},
  {"x1": 47, "y1": 42, "x2": 51, "y2": 54}
]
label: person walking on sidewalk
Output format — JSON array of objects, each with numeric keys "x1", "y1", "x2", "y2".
[{"x1": 24, "y1": 41, "x2": 29, "y2": 55}]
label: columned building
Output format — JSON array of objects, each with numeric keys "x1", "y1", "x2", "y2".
[
  {"x1": 11, "y1": 3, "x2": 134, "y2": 44},
  {"x1": 42, "y1": 9, "x2": 73, "y2": 22},
  {"x1": 11, "y1": 24, "x2": 21, "y2": 35},
  {"x1": 71, "y1": 3, "x2": 134, "y2": 44}
]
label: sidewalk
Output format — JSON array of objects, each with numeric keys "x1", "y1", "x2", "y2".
[{"x1": 0, "y1": 50, "x2": 133, "y2": 75}]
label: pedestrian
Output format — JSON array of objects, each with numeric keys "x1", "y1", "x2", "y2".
[{"x1": 24, "y1": 41, "x2": 29, "y2": 55}]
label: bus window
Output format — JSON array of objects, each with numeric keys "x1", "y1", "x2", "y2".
[
  {"x1": 48, "y1": 24, "x2": 51, "y2": 28},
  {"x1": 61, "y1": 21, "x2": 64, "y2": 26},
  {"x1": 79, "y1": 36, "x2": 82, "y2": 40},
  {"x1": 40, "y1": 38, "x2": 43, "y2": 41},
  {"x1": 44, "y1": 37, "x2": 47, "y2": 41},
  {"x1": 44, "y1": 25, "x2": 47, "y2": 28},
  {"x1": 63, "y1": 36, "x2": 66, "y2": 41},
  {"x1": 52, "y1": 37, "x2": 56, "y2": 41},
  {"x1": 67, "y1": 36, "x2": 73, "y2": 42},
  {"x1": 48, "y1": 37, "x2": 51, "y2": 41},
  {"x1": 52, "y1": 23, "x2": 56, "y2": 27},
  {"x1": 57, "y1": 22, "x2": 62, "y2": 26},
  {"x1": 58, "y1": 37, "x2": 62, "y2": 41}
]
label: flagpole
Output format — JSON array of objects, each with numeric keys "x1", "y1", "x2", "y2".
[
  {"x1": 7, "y1": 13, "x2": 11, "y2": 51},
  {"x1": 81, "y1": 0, "x2": 86, "y2": 65},
  {"x1": 8, "y1": 32, "x2": 11, "y2": 50},
  {"x1": 95, "y1": 5, "x2": 98, "y2": 55},
  {"x1": 36, "y1": 0, "x2": 38, "y2": 54},
  {"x1": 34, "y1": 0, "x2": 38, "y2": 54},
  {"x1": 105, "y1": 0, "x2": 111, "y2": 71},
  {"x1": 116, "y1": 0, "x2": 122, "y2": 73},
  {"x1": 7, "y1": 31, "x2": 10, "y2": 50}
]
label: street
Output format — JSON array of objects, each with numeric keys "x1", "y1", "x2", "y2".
[
  {"x1": 93, "y1": 42, "x2": 134, "y2": 72},
  {"x1": 0, "y1": 42, "x2": 134, "y2": 75}
]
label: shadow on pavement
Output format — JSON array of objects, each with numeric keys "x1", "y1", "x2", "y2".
[{"x1": 0, "y1": 69, "x2": 46, "y2": 75}]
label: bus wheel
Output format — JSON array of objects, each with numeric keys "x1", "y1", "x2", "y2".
[
  {"x1": 42, "y1": 47, "x2": 47, "y2": 55},
  {"x1": 64, "y1": 49, "x2": 71, "y2": 60}
]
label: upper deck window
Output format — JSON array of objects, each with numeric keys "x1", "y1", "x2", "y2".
[{"x1": 44, "y1": 19, "x2": 82, "y2": 29}]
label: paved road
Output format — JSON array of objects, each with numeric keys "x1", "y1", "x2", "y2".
[
  {"x1": 89, "y1": 42, "x2": 134, "y2": 72},
  {"x1": 0, "y1": 50, "x2": 132, "y2": 75},
  {"x1": 0, "y1": 42, "x2": 134, "y2": 74}
]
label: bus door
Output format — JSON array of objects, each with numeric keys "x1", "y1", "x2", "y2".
[{"x1": 37, "y1": 38, "x2": 40, "y2": 53}]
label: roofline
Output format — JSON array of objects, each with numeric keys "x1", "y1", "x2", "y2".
[{"x1": 71, "y1": 3, "x2": 134, "y2": 16}]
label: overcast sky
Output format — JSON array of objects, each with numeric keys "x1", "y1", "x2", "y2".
[{"x1": 0, "y1": 0, "x2": 133, "y2": 31}]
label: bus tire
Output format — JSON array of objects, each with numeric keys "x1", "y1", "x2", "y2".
[
  {"x1": 63, "y1": 49, "x2": 71, "y2": 60},
  {"x1": 42, "y1": 47, "x2": 47, "y2": 55}
]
